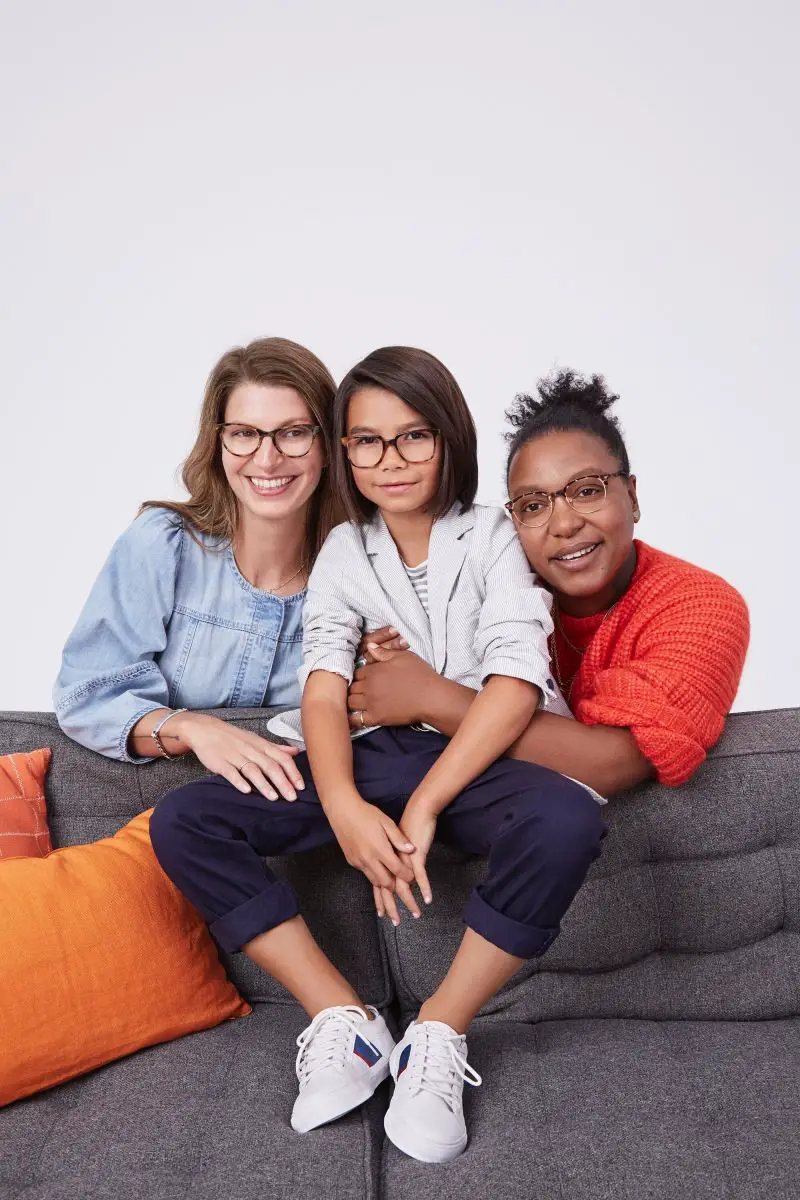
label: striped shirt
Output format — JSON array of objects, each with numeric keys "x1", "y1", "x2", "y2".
[{"x1": 403, "y1": 560, "x2": 429, "y2": 615}]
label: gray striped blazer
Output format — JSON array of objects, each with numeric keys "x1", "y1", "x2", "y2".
[{"x1": 268, "y1": 503, "x2": 571, "y2": 744}]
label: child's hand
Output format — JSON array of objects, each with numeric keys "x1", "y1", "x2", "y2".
[
  {"x1": 327, "y1": 797, "x2": 416, "y2": 890},
  {"x1": 399, "y1": 801, "x2": 436, "y2": 906},
  {"x1": 373, "y1": 802, "x2": 436, "y2": 925},
  {"x1": 355, "y1": 626, "x2": 408, "y2": 664}
]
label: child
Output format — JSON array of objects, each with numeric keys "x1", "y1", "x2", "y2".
[{"x1": 150, "y1": 347, "x2": 605, "y2": 1164}]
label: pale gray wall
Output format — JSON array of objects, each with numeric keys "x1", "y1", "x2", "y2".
[{"x1": 1, "y1": 0, "x2": 797, "y2": 710}]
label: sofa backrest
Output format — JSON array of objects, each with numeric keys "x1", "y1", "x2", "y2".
[
  {"x1": 2, "y1": 707, "x2": 798, "y2": 1022},
  {"x1": 383, "y1": 708, "x2": 800, "y2": 1022}
]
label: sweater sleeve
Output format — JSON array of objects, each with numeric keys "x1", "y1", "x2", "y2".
[{"x1": 575, "y1": 576, "x2": 750, "y2": 786}]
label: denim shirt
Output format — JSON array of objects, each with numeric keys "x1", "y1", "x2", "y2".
[{"x1": 54, "y1": 507, "x2": 305, "y2": 762}]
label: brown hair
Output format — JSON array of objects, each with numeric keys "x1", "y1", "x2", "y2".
[
  {"x1": 332, "y1": 346, "x2": 478, "y2": 523},
  {"x1": 141, "y1": 337, "x2": 340, "y2": 562}
]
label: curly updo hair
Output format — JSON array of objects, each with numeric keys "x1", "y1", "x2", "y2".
[{"x1": 505, "y1": 369, "x2": 630, "y2": 482}]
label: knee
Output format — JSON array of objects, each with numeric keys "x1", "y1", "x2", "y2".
[
  {"x1": 149, "y1": 784, "x2": 204, "y2": 864},
  {"x1": 508, "y1": 773, "x2": 606, "y2": 870},
  {"x1": 540, "y1": 776, "x2": 606, "y2": 867}
]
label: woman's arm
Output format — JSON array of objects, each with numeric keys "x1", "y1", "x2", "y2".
[
  {"x1": 54, "y1": 509, "x2": 303, "y2": 794},
  {"x1": 351, "y1": 567, "x2": 750, "y2": 794},
  {"x1": 53, "y1": 509, "x2": 182, "y2": 761},
  {"x1": 413, "y1": 667, "x2": 651, "y2": 795}
]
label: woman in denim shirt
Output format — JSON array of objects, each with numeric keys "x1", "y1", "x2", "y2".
[{"x1": 55, "y1": 337, "x2": 341, "y2": 800}]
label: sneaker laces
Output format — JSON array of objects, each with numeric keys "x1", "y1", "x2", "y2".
[
  {"x1": 295, "y1": 1005, "x2": 373, "y2": 1085},
  {"x1": 405, "y1": 1022, "x2": 482, "y2": 1107}
]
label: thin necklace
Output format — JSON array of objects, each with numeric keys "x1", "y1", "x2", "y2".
[
  {"x1": 552, "y1": 600, "x2": 619, "y2": 702},
  {"x1": 266, "y1": 559, "x2": 308, "y2": 594}
]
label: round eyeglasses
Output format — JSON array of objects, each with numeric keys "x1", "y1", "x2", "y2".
[
  {"x1": 505, "y1": 472, "x2": 628, "y2": 528},
  {"x1": 218, "y1": 422, "x2": 320, "y2": 458},
  {"x1": 341, "y1": 428, "x2": 439, "y2": 469}
]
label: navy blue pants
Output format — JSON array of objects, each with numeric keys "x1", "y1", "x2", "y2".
[{"x1": 150, "y1": 727, "x2": 605, "y2": 959}]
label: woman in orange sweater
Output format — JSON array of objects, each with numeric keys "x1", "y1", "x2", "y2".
[{"x1": 345, "y1": 371, "x2": 750, "y2": 797}]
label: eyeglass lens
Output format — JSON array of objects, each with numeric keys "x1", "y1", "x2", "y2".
[
  {"x1": 512, "y1": 476, "x2": 609, "y2": 527},
  {"x1": 221, "y1": 425, "x2": 316, "y2": 457},
  {"x1": 346, "y1": 429, "x2": 437, "y2": 467}
]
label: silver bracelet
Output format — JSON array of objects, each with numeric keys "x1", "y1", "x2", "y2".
[{"x1": 151, "y1": 708, "x2": 188, "y2": 760}]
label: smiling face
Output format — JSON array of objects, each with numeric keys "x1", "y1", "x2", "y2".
[
  {"x1": 221, "y1": 382, "x2": 325, "y2": 527},
  {"x1": 507, "y1": 429, "x2": 640, "y2": 615},
  {"x1": 344, "y1": 386, "x2": 443, "y2": 518}
]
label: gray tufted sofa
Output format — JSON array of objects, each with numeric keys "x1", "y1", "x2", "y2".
[{"x1": 1, "y1": 706, "x2": 798, "y2": 1200}]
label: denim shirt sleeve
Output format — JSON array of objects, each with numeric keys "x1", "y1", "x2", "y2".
[{"x1": 53, "y1": 507, "x2": 184, "y2": 762}]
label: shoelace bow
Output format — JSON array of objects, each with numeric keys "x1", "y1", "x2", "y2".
[
  {"x1": 405, "y1": 1025, "x2": 482, "y2": 1106},
  {"x1": 295, "y1": 1005, "x2": 371, "y2": 1084}
]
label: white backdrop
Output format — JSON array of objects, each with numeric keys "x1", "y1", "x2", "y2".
[{"x1": 1, "y1": 0, "x2": 797, "y2": 712}]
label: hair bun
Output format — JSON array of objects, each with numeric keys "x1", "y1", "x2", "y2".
[
  {"x1": 505, "y1": 370, "x2": 618, "y2": 431},
  {"x1": 504, "y1": 368, "x2": 630, "y2": 477},
  {"x1": 537, "y1": 369, "x2": 619, "y2": 415}
]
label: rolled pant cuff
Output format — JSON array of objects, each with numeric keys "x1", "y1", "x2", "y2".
[
  {"x1": 463, "y1": 890, "x2": 559, "y2": 959},
  {"x1": 209, "y1": 878, "x2": 300, "y2": 953}
]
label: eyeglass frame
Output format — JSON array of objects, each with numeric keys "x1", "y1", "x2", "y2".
[
  {"x1": 340, "y1": 427, "x2": 440, "y2": 468},
  {"x1": 505, "y1": 471, "x2": 629, "y2": 527},
  {"x1": 217, "y1": 421, "x2": 321, "y2": 458}
]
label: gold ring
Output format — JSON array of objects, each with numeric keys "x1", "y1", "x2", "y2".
[
  {"x1": 239, "y1": 760, "x2": 258, "y2": 772},
  {"x1": 359, "y1": 710, "x2": 366, "y2": 729}
]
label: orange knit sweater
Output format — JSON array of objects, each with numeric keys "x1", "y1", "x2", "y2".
[{"x1": 553, "y1": 541, "x2": 750, "y2": 787}]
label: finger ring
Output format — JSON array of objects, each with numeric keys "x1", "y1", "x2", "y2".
[
  {"x1": 355, "y1": 656, "x2": 368, "y2": 668},
  {"x1": 359, "y1": 710, "x2": 366, "y2": 729},
  {"x1": 239, "y1": 760, "x2": 258, "y2": 772}
]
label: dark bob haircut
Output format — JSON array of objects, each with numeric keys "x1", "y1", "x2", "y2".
[
  {"x1": 332, "y1": 346, "x2": 478, "y2": 523},
  {"x1": 505, "y1": 369, "x2": 630, "y2": 483}
]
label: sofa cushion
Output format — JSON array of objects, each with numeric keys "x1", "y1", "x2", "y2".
[
  {"x1": 382, "y1": 709, "x2": 800, "y2": 1021},
  {"x1": 0, "y1": 711, "x2": 392, "y2": 1010},
  {"x1": 0, "y1": 1003, "x2": 386, "y2": 1200},
  {"x1": 0, "y1": 809, "x2": 250, "y2": 1106},
  {"x1": 381, "y1": 1016, "x2": 800, "y2": 1200},
  {"x1": 0, "y1": 746, "x2": 52, "y2": 859}
]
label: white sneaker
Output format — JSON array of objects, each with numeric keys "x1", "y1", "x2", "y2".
[
  {"x1": 384, "y1": 1020, "x2": 482, "y2": 1163},
  {"x1": 291, "y1": 1004, "x2": 395, "y2": 1133}
]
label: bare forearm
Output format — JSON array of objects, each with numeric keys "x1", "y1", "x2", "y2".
[
  {"x1": 420, "y1": 676, "x2": 476, "y2": 737},
  {"x1": 302, "y1": 676, "x2": 360, "y2": 813},
  {"x1": 421, "y1": 676, "x2": 653, "y2": 796},
  {"x1": 508, "y1": 711, "x2": 653, "y2": 794},
  {"x1": 413, "y1": 677, "x2": 539, "y2": 815}
]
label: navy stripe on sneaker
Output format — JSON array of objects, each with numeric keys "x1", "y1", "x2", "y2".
[
  {"x1": 353, "y1": 1035, "x2": 382, "y2": 1067},
  {"x1": 396, "y1": 1043, "x2": 412, "y2": 1076}
]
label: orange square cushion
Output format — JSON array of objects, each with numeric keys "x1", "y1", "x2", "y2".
[
  {"x1": 0, "y1": 809, "x2": 250, "y2": 1106},
  {"x1": 0, "y1": 748, "x2": 52, "y2": 859}
]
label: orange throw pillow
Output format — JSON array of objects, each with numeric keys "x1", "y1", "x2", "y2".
[
  {"x1": 0, "y1": 748, "x2": 52, "y2": 859},
  {"x1": 0, "y1": 809, "x2": 250, "y2": 1106}
]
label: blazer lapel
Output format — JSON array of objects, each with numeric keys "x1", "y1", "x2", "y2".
[
  {"x1": 426, "y1": 505, "x2": 474, "y2": 673},
  {"x1": 363, "y1": 512, "x2": 434, "y2": 660}
]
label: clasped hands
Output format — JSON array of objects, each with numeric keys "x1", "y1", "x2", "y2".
[
  {"x1": 327, "y1": 793, "x2": 436, "y2": 926},
  {"x1": 339, "y1": 626, "x2": 440, "y2": 922}
]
